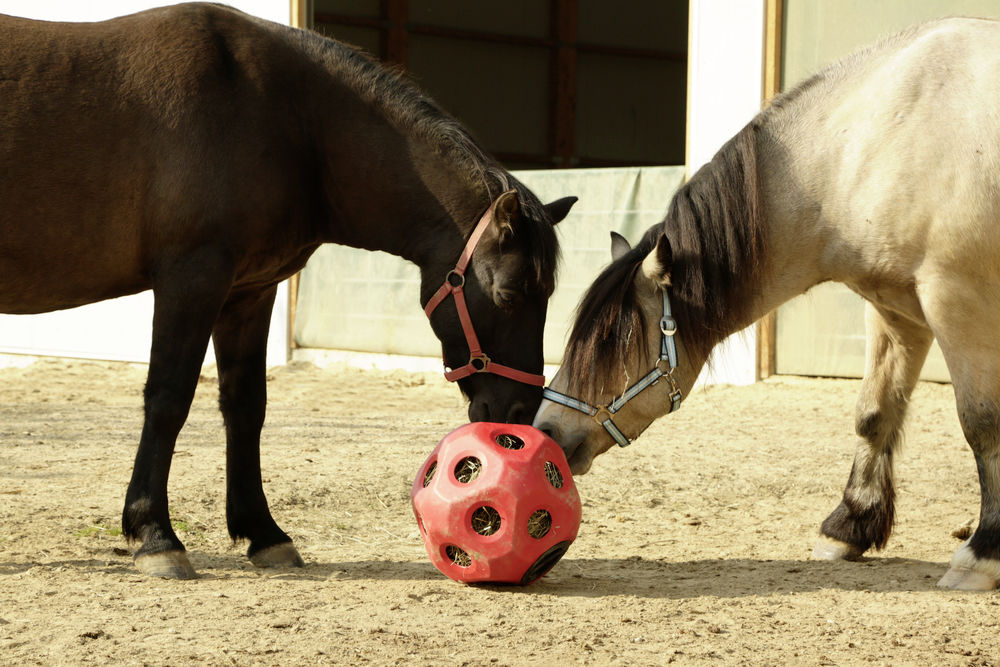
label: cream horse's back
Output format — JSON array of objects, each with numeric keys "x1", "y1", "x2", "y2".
[
  {"x1": 538, "y1": 17, "x2": 1000, "y2": 590},
  {"x1": 769, "y1": 18, "x2": 1000, "y2": 299}
]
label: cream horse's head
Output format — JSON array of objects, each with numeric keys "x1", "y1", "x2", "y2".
[{"x1": 534, "y1": 230, "x2": 706, "y2": 475}]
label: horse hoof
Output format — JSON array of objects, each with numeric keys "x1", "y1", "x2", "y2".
[
  {"x1": 811, "y1": 536, "x2": 862, "y2": 561},
  {"x1": 938, "y1": 540, "x2": 1000, "y2": 590},
  {"x1": 134, "y1": 550, "x2": 197, "y2": 579},
  {"x1": 250, "y1": 543, "x2": 305, "y2": 568},
  {"x1": 937, "y1": 567, "x2": 997, "y2": 591}
]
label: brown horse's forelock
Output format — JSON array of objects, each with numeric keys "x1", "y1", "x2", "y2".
[
  {"x1": 564, "y1": 124, "x2": 765, "y2": 403},
  {"x1": 504, "y1": 173, "x2": 561, "y2": 295},
  {"x1": 298, "y1": 30, "x2": 560, "y2": 291}
]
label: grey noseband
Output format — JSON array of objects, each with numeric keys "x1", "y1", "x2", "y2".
[{"x1": 542, "y1": 289, "x2": 683, "y2": 447}]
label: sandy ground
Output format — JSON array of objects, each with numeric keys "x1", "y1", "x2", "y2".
[{"x1": 1, "y1": 357, "x2": 997, "y2": 666}]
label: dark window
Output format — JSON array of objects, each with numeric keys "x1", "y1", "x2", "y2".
[{"x1": 312, "y1": 0, "x2": 687, "y2": 169}]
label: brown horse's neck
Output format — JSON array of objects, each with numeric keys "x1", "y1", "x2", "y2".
[
  {"x1": 289, "y1": 41, "x2": 495, "y2": 273},
  {"x1": 315, "y1": 137, "x2": 490, "y2": 273}
]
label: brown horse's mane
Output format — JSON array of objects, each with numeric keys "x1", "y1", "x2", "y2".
[
  {"x1": 290, "y1": 25, "x2": 559, "y2": 290},
  {"x1": 563, "y1": 124, "x2": 766, "y2": 401}
]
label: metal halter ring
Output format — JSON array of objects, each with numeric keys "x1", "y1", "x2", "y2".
[{"x1": 469, "y1": 354, "x2": 490, "y2": 372}]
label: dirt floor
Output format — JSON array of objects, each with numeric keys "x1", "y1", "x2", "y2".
[{"x1": 1, "y1": 357, "x2": 998, "y2": 666}]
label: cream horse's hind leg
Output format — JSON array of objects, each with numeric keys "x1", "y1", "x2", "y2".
[
  {"x1": 814, "y1": 302, "x2": 933, "y2": 561},
  {"x1": 920, "y1": 281, "x2": 1000, "y2": 590}
]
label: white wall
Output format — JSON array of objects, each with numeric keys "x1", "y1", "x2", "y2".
[
  {"x1": 0, "y1": 0, "x2": 291, "y2": 366},
  {"x1": 686, "y1": 0, "x2": 765, "y2": 385}
]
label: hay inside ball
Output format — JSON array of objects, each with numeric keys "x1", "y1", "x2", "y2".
[{"x1": 411, "y1": 422, "x2": 582, "y2": 585}]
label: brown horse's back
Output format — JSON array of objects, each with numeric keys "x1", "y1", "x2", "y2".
[{"x1": 0, "y1": 4, "x2": 310, "y2": 313}]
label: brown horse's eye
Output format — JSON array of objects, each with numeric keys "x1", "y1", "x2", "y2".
[{"x1": 497, "y1": 289, "x2": 516, "y2": 308}]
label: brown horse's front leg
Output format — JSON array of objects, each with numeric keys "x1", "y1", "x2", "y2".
[
  {"x1": 213, "y1": 285, "x2": 303, "y2": 569},
  {"x1": 122, "y1": 249, "x2": 235, "y2": 579},
  {"x1": 814, "y1": 303, "x2": 933, "y2": 561}
]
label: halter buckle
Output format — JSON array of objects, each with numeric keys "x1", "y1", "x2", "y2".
[
  {"x1": 660, "y1": 316, "x2": 677, "y2": 336},
  {"x1": 469, "y1": 353, "x2": 491, "y2": 372},
  {"x1": 656, "y1": 362, "x2": 683, "y2": 406},
  {"x1": 446, "y1": 270, "x2": 465, "y2": 289},
  {"x1": 592, "y1": 406, "x2": 614, "y2": 427}
]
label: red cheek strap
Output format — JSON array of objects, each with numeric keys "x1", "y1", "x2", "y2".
[{"x1": 423, "y1": 191, "x2": 545, "y2": 388}]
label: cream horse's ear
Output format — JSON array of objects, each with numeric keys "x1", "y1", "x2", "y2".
[
  {"x1": 641, "y1": 232, "x2": 673, "y2": 286},
  {"x1": 610, "y1": 231, "x2": 631, "y2": 261}
]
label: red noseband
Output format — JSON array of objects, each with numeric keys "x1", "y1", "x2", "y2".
[{"x1": 423, "y1": 191, "x2": 546, "y2": 387}]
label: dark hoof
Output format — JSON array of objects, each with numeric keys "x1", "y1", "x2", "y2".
[
  {"x1": 134, "y1": 550, "x2": 197, "y2": 579},
  {"x1": 249, "y1": 543, "x2": 305, "y2": 568}
]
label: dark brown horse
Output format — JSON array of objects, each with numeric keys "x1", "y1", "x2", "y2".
[{"x1": 0, "y1": 3, "x2": 575, "y2": 578}]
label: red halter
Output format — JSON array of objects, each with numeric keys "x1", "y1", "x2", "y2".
[{"x1": 423, "y1": 191, "x2": 546, "y2": 387}]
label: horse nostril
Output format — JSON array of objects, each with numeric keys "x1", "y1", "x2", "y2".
[
  {"x1": 505, "y1": 402, "x2": 529, "y2": 425},
  {"x1": 536, "y1": 423, "x2": 559, "y2": 441},
  {"x1": 468, "y1": 401, "x2": 491, "y2": 423}
]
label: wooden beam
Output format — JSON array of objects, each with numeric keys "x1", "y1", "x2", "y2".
[
  {"x1": 763, "y1": 0, "x2": 783, "y2": 101},
  {"x1": 757, "y1": 0, "x2": 782, "y2": 380},
  {"x1": 290, "y1": 0, "x2": 309, "y2": 29},
  {"x1": 384, "y1": 0, "x2": 408, "y2": 66},
  {"x1": 552, "y1": 0, "x2": 578, "y2": 168},
  {"x1": 286, "y1": 0, "x2": 311, "y2": 355}
]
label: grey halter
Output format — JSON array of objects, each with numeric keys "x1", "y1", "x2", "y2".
[{"x1": 542, "y1": 289, "x2": 683, "y2": 447}]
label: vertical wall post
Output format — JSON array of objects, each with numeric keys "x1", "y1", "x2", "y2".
[
  {"x1": 756, "y1": 0, "x2": 782, "y2": 380},
  {"x1": 551, "y1": 0, "x2": 578, "y2": 168}
]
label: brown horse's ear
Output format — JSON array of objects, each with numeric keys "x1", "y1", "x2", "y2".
[
  {"x1": 641, "y1": 232, "x2": 673, "y2": 286},
  {"x1": 493, "y1": 190, "x2": 519, "y2": 242},
  {"x1": 610, "y1": 231, "x2": 631, "y2": 261},
  {"x1": 543, "y1": 196, "x2": 577, "y2": 225}
]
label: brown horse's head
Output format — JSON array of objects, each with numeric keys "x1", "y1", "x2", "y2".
[{"x1": 424, "y1": 188, "x2": 576, "y2": 425}]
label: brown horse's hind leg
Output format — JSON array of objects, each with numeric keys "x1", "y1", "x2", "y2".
[
  {"x1": 814, "y1": 303, "x2": 933, "y2": 562},
  {"x1": 213, "y1": 285, "x2": 303, "y2": 569},
  {"x1": 123, "y1": 249, "x2": 236, "y2": 579}
]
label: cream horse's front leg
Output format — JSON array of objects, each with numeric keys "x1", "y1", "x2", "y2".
[{"x1": 813, "y1": 302, "x2": 933, "y2": 561}]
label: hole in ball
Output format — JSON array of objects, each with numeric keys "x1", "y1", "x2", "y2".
[
  {"x1": 471, "y1": 506, "x2": 501, "y2": 536},
  {"x1": 446, "y1": 545, "x2": 472, "y2": 567},
  {"x1": 527, "y1": 509, "x2": 552, "y2": 538},
  {"x1": 454, "y1": 457, "x2": 482, "y2": 483},
  {"x1": 520, "y1": 541, "x2": 572, "y2": 585},
  {"x1": 544, "y1": 461, "x2": 564, "y2": 488},
  {"x1": 423, "y1": 460, "x2": 437, "y2": 487},
  {"x1": 495, "y1": 433, "x2": 525, "y2": 450}
]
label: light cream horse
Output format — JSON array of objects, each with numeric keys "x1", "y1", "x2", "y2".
[{"x1": 535, "y1": 17, "x2": 1000, "y2": 590}]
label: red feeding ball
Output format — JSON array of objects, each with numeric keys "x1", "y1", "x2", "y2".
[{"x1": 411, "y1": 422, "x2": 582, "y2": 585}]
